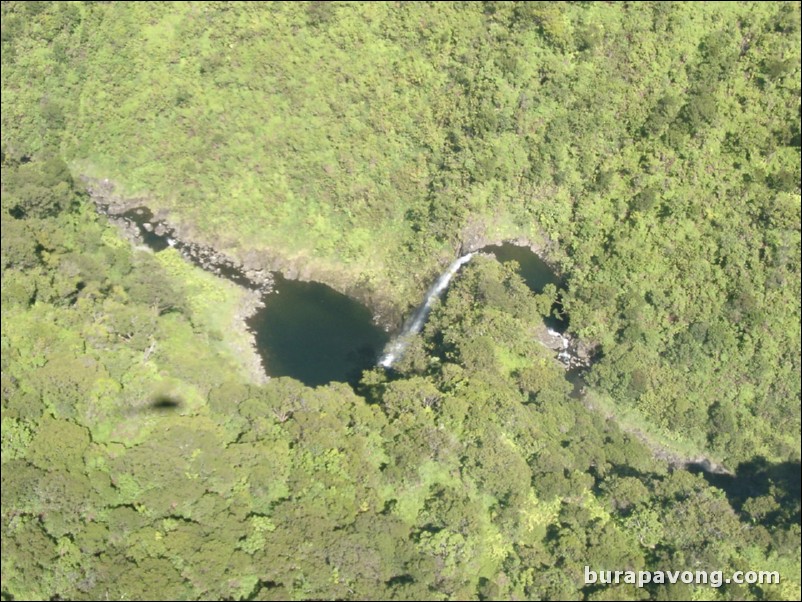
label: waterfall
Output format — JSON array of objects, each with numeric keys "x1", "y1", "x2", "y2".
[{"x1": 379, "y1": 253, "x2": 474, "y2": 368}]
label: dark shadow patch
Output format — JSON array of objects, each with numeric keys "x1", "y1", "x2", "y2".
[
  {"x1": 149, "y1": 395, "x2": 182, "y2": 411},
  {"x1": 690, "y1": 457, "x2": 801, "y2": 529},
  {"x1": 386, "y1": 574, "x2": 414, "y2": 587}
]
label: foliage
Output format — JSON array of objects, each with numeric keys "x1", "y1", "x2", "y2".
[{"x1": 2, "y1": 2, "x2": 800, "y2": 600}]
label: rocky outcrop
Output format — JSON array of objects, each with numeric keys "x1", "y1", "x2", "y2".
[
  {"x1": 83, "y1": 177, "x2": 271, "y2": 383},
  {"x1": 83, "y1": 177, "x2": 274, "y2": 293},
  {"x1": 538, "y1": 325, "x2": 594, "y2": 370},
  {"x1": 82, "y1": 176, "x2": 403, "y2": 329}
]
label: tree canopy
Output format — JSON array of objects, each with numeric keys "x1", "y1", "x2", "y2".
[{"x1": 2, "y1": 2, "x2": 800, "y2": 600}]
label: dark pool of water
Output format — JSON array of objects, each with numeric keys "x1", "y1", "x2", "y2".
[
  {"x1": 122, "y1": 208, "x2": 170, "y2": 252},
  {"x1": 484, "y1": 243, "x2": 568, "y2": 331},
  {"x1": 247, "y1": 274, "x2": 388, "y2": 387},
  {"x1": 483, "y1": 243, "x2": 559, "y2": 291}
]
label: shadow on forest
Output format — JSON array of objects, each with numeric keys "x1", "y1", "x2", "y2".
[
  {"x1": 125, "y1": 395, "x2": 183, "y2": 416},
  {"x1": 689, "y1": 457, "x2": 801, "y2": 528},
  {"x1": 148, "y1": 395, "x2": 182, "y2": 412}
]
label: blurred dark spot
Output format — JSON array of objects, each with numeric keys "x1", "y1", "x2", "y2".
[
  {"x1": 385, "y1": 575, "x2": 414, "y2": 587},
  {"x1": 691, "y1": 457, "x2": 801, "y2": 528},
  {"x1": 150, "y1": 396, "x2": 181, "y2": 411}
]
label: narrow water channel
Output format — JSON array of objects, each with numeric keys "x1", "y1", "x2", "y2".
[{"x1": 100, "y1": 202, "x2": 753, "y2": 483}]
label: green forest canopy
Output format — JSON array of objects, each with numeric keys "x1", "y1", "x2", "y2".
[{"x1": 1, "y1": 2, "x2": 800, "y2": 600}]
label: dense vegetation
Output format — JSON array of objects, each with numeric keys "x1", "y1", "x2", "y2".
[{"x1": 2, "y1": 2, "x2": 800, "y2": 600}]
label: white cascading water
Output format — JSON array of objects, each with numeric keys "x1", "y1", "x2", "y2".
[{"x1": 379, "y1": 253, "x2": 474, "y2": 368}]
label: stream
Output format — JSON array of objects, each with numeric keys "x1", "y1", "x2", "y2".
[{"x1": 93, "y1": 199, "x2": 746, "y2": 478}]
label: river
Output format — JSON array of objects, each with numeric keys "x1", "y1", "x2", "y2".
[{"x1": 94, "y1": 199, "x2": 748, "y2": 478}]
